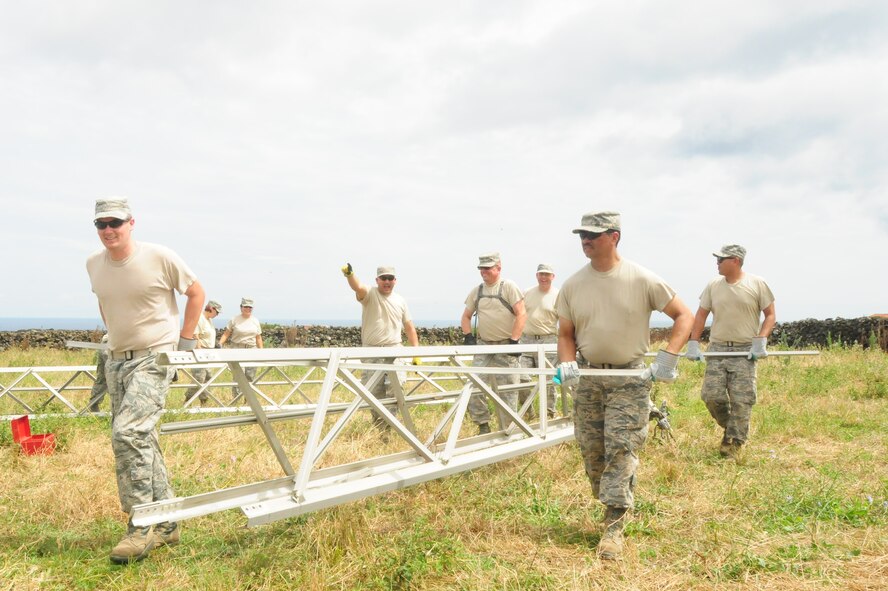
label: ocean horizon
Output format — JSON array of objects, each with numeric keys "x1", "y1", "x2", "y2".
[{"x1": 0, "y1": 317, "x2": 677, "y2": 331}]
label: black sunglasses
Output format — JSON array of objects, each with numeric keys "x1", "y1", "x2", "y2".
[
  {"x1": 378, "y1": 275, "x2": 396, "y2": 281},
  {"x1": 94, "y1": 219, "x2": 127, "y2": 230},
  {"x1": 579, "y1": 230, "x2": 606, "y2": 240},
  {"x1": 716, "y1": 256, "x2": 735, "y2": 263}
]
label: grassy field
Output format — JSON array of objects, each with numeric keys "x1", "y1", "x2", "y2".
[{"x1": 0, "y1": 344, "x2": 886, "y2": 590}]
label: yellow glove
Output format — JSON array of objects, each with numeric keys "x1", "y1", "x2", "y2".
[
  {"x1": 412, "y1": 357, "x2": 422, "y2": 366},
  {"x1": 341, "y1": 263, "x2": 353, "y2": 277}
]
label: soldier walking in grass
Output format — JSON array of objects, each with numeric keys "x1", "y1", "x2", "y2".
[
  {"x1": 341, "y1": 263, "x2": 420, "y2": 427},
  {"x1": 686, "y1": 244, "x2": 776, "y2": 458},
  {"x1": 556, "y1": 211, "x2": 693, "y2": 560},
  {"x1": 86, "y1": 198, "x2": 205, "y2": 564},
  {"x1": 518, "y1": 264, "x2": 560, "y2": 418},
  {"x1": 185, "y1": 300, "x2": 222, "y2": 406},
  {"x1": 460, "y1": 252, "x2": 527, "y2": 434}
]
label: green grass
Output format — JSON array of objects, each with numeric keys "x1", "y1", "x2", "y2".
[{"x1": 0, "y1": 344, "x2": 887, "y2": 590}]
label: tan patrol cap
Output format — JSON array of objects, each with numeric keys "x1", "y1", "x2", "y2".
[{"x1": 477, "y1": 252, "x2": 501, "y2": 268}]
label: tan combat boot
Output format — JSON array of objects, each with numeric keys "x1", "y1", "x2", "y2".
[
  {"x1": 155, "y1": 522, "x2": 180, "y2": 547},
  {"x1": 110, "y1": 526, "x2": 159, "y2": 564},
  {"x1": 720, "y1": 436, "x2": 742, "y2": 458},
  {"x1": 598, "y1": 506, "x2": 627, "y2": 561}
]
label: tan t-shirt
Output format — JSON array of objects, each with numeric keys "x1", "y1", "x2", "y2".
[
  {"x1": 195, "y1": 313, "x2": 216, "y2": 348},
  {"x1": 360, "y1": 287, "x2": 412, "y2": 347},
  {"x1": 523, "y1": 286, "x2": 559, "y2": 336},
  {"x1": 464, "y1": 279, "x2": 523, "y2": 342},
  {"x1": 700, "y1": 273, "x2": 774, "y2": 344},
  {"x1": 86, "y1": 241, "x2": 197, "y2": 352},
  {"x1": 226, "y1": 315, "x2": 262, "y2": 346},
  {"x1": 557, "y1": 259, "x2": 676, "y2": 365}
]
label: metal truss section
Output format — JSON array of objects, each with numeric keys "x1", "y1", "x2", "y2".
[{"x1": 132, "y1": 343, "x2": 589, "y2": 527}]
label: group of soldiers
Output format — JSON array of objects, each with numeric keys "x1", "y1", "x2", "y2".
[
  {"x1": 87, "y1": 198, "x2": 774, "y2": 564},
  {"x1": 341, "y1": 210, "x2": 775, "y2": 561}
]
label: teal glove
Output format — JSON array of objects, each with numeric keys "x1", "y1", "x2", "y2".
[{"x1": 554, "y1": 361, "x2": 580, "y2": 388}]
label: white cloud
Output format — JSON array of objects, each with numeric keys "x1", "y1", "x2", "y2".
[{"x1": 0, "y1": 0, "x2": 886, "y2": 325}]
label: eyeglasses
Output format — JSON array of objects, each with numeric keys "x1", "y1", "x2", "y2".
[
  {"x1": 378, "y1": 275, "x2": 396, "y2": 281},
  {"x1": 241, "y1": 305, "x2": 253, "y2": 309},
  {"x1": 716, "y1": 257, "x2": 735, "y2": 264},
  {"x1": 94, "y1": 219, "x2": 127, "y2": 230},
  {"x1": 579, "y1": 230, "x2": 605, "y2": 240}
]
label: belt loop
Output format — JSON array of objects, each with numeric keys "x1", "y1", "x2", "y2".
[{"x1": 124, "y1": 351, "x2": 134, "y2": 361}]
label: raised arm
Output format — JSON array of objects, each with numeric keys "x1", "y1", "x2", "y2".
[{"x1": 341, "y1": 263, "x2": 369, "y2": 301}]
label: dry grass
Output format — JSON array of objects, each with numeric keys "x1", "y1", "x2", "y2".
[{"x1": 0, "y1": 344, "x2": 886, "y2": 590}]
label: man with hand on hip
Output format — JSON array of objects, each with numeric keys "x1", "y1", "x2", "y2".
[{"x1": 460, "y1": 252, "x2": 527, "y2": 434}]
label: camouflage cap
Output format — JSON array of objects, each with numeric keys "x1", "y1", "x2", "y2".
[
  {"x1": 376, "y1": 266, "x2": 396, "y2": 278},
  {"x1": 240, "y1": 297, "x2": 254, "y2": 307},
  {"x1": 206, "y1": 300, "x2": 222, "y2": 313},
  {"x1": 94, "y1": 198, "x2": 132, "y2": 221},
  {"x1": 477, "y1": 252, "x2": 501, "y2": 268},
  {"x1": 536, "y1": 263, "x2": 554, "y2": 274},
  {"x1": 572, "y1": 211, "x2": 621, "y2": 234},
  {"x1": 712, "y1": 244, "x2": 747, "y2": 260}
]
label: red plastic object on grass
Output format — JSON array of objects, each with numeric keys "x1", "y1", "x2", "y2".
[{"x1": 10, "y1": 415, "x2": 56, "y2": 455}]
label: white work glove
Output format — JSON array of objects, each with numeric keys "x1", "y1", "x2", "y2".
[
  {"x1": 748, "y1": 337, "x2": 768, "y2": 360},
  {"x1": 177, "y1": 336, "x2": 197, "y2": 351},
  {"x1": 642, "y1": 350, "x2": 680, "y2": 383},
  {"x1": 685, "y1": 340, "x2": 704, "y2": 361},
  {"x1": 554, "y1": 361, "x2": 580, "y2": 388}
]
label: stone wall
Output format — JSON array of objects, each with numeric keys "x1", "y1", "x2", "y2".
[
  {"x1": 2, "y1": 317, "x2": 886, "y2": 352},
  {"x1": 651, "y1": 316, "x2": 887, "y2": 351}
]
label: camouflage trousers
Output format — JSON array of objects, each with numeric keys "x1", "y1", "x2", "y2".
[
  {"x1": 573, "y1": 363, "x2": 650, "y2": 509},
  {"x1": 227, "y1": 344, "x2": 258, "y2": 400},
  {"x1": 361, "y1": 356, "x2": 408, "y2": 422},
  {"x1": 105, "y1": 354, "x2": 175, "y2": 514},
  {"x1": 701, "y1": 343, "x2": 757, "y2": 444},
  {"x1": 518, "y1": 334, "x2": 558, "y2": 415},
  {"x1": 185, "y1": 368, "x2": 211, "y2": 403},
  {"x1": 469, "y1": 339, "x2": 520, "y2": 427}
]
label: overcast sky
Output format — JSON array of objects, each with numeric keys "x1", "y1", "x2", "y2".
[{"x1": 1, "y1": 1, "x2": 886, "y2": 327}]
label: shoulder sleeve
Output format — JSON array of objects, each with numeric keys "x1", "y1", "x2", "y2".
[
  {"x1": 646, "y1": 271, "x2": 676, "y2": 312},
  {"x1": 504, "y1": 280, "x2": 524, "y2": 306},
  {"x1": 757, "y1": 277, "x2": 775, "y2": 309},
  {"x1": 464, "y1": 286, "x2": 479, "y2": 312},
  {"x1": 555, "y1": 283, "x2": 572, "y2": 321},
  {"x1": 699, "y1": 281, "x2": 714, "y2": 310},
  {"x1": 156, "y1": 244, "x2": 197, "y2": 295}
]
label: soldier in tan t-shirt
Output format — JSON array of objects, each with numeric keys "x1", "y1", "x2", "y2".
[
  {"x1": 519, "y1": 264, "x2": 560, "y2": 417},
  {"x1": 341, "y1": 263, "x2": 419, "y2": 427},
  {"x1": 86, "y1": 198, "x2": 205, "y2": 564},
  {"x1": 185, "y1": 300, "x2": 222, "y2": 405},
  {"x1": 460, "y1": 252, "x2": 527, "y2": 434},
  {"x1": 218, "y1": 297, "x2": 263, "y2": 400},
  {"x1": 556, "y1": 211, "x2": 692, "y2": 561},
  {"x1": 686, "y1": 244, "x2": 776, "y2": 458}
]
